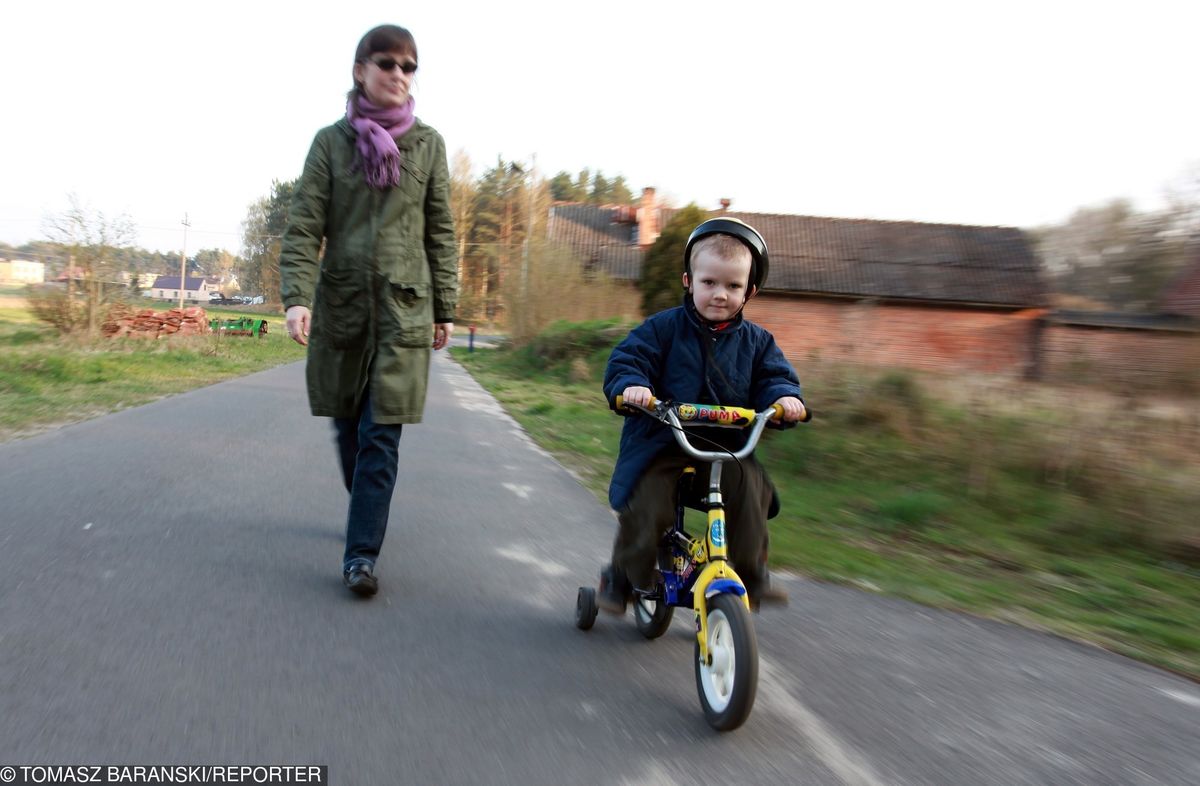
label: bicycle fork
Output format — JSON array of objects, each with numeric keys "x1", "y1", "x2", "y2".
[{"x1": 692, "y1": 459, "x2": 750, "y2": 665}]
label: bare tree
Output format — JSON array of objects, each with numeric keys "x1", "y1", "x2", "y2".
[
  {"x1": 449, "y1": 148, "x2": 477, "y2": 293},
  {"x1": 42, "y1": 194, "x2": 135, "y2": 336},
  {"x1": 240, "y1": 179, "x2": 295, "y2": 305},
  {"x1": 1033, "y1": 175, "x2": 1199, "y2": 313}
]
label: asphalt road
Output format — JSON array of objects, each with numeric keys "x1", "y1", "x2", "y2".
[{"x1": 1, "y1": 354, "x2": 1197, "y2": 785}]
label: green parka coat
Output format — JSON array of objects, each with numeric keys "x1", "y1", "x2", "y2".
[{"x1": 279, "y1": 117, "x2": 457, "y2": 424}]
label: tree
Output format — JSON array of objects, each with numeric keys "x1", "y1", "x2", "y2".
[
  {"x1": 548, "y1": 171, "x2": 576, "y2": 202},
  {"x1": 461, "y1": 158, "x2": 529, "y2": 320},
  {"x1": 449, "y1": 149, "x2": 478, "y2": 305},
  {"x1": 194, "y1": 248, "x2": 237, "y2": 281},
  {"x1": 1033, "y1": 192, "x2": 1198, "y2": 313},
  {"x1": 241, "y1": 179, "x2": 295, "y2": 304},
  {"x1": 548, "y1": 167, "x2": 635, "y2": 204},
  {"x1": 589, "y1": 171, "x2": 611, "y2": 205},
  {"x1": 639, "y1": 203, "x2": 708, "y2": 316},
  {"x1": 42, "y1": 194, "x2": 135, "y2": 336},
  {"x1": 610, "y1": 175, "x2": 634, "y2": 206},
  {"x1": 574, "y1": 168, "x2": 591, "y2": 202}
]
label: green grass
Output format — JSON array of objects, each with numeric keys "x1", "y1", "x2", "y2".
[
  {"x1": 451, "y1": 321, "x2": 1200, "y2": 679},
  {"x1": 0, "y1": 297, "x2": 306, "y2": 441}
]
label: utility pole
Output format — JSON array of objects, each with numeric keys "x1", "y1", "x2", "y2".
[{"x1": 179, "y1": 213, "x2": 191, "y2": 309}]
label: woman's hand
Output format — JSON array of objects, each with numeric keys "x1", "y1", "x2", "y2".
[
  {"x1": 432, "y1": 322, "x2": 454, "y2": 350},
  {"x1": 773, "y1": 396, "x2": 807, "y2": 422},
  {"x1": 286, "y1": 306, "x2": 311, "y2": 346}
]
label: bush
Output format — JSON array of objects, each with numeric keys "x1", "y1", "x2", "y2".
[
  {"x1": 525, "y1": 318, "x2": 630, "y2": 362},
  {"x1": 846, "y1": 370, "x2": 927, "y2": 438},
  {"x1": 503, "y1": 240, "x2": 638, "y2": 344},
  {"x1": 25, "y1": 285, "x2": 85, "y2": 334}
]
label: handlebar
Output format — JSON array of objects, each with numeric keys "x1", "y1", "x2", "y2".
[{"x1": 613, "y1": 396, "x2": 791, "y2": 462}]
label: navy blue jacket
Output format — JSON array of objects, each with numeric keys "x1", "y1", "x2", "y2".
[{"x1": 603, "y1": 299, "x2": 803, "y2": 510}]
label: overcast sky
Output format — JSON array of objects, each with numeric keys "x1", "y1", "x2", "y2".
[{"x1": 1, "y1": 0, "x2": 1196, "y2": 256}]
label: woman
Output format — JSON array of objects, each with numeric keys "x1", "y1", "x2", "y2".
[{"x1": 279, "y1": 24, "x2": 457, "y2": 597}]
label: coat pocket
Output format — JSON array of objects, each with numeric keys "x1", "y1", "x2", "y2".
[
  {"x1": 386, "y1": 280, "x2": 431, "y2": 348},
  {"x1": 314, "y1": 269, "x2": 368, "y2": 349},
  {"x1": 398, "y1": 156, "x2": 429, "y2": 200}
]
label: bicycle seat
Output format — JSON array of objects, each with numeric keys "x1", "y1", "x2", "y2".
[{"x1": 675, "y1": 464, "x2": 782, "y2": 519}]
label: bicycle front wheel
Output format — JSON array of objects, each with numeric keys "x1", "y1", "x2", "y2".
[{"x1": 694, "y1": 592, "x2": 758, "y2": 730}]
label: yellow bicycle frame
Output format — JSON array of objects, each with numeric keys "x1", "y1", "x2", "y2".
[
  {"x1": 690, "y1": 446, "x2": 753, "y2": 665},
  {"x1": 617, "y1": 397, "x2": 778, "y2": 664}
]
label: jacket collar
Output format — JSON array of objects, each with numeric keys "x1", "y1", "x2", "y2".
[{"x1": 682, "y1": 294, "x2": 745, "y2": 335}]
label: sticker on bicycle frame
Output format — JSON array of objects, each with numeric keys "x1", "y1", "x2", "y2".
[
  {"x1": 710, "y1": 518, "x2": 725, "y2": 548},
  {"x1": 676, "y1": 404, "x2": 751, "y2": 427}
]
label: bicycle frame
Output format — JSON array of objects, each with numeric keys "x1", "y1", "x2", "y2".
[{"x1": 623, "y1": 398, "x2": 779, "y2": 664}]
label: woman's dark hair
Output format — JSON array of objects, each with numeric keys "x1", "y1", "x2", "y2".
[{"x1": 349, "y1": 25, "x2": 418, "y2": 99}]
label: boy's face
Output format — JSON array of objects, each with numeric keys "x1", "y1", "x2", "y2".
[{"x1": 684, "y1": 248, "x2": 753, "y2": 322}]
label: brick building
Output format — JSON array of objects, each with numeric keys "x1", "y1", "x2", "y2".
[
  {"x1": 549, "y1": 191, "x2": 1046, "y2": 377},
  {"x1": 1031, "y1": 257, "x2": 1200, "y2": 391}
]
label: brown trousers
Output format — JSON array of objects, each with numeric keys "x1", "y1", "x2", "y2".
[{"x1": 612, "y1": 451, "x2": 773, "y2": 596}]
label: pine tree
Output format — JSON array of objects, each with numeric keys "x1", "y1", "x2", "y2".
[{"x1": 639, "y1": 204, "x2": 709, "y2": 316}]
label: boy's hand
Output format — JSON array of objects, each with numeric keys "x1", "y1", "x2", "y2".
[
  {"x1": 622, "y1": 386, "x2": 654, "y2": 408},
  {"x1": 773, "y1": 396, "x2": 807, "y2": 422}
]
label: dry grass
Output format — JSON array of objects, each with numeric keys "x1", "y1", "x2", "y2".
[
  {"x1": 503, "y1": 240, "x2": 639, "y2": 345},
  {"x1": 803, "y1": 358, "x2": 1200, "y2": 559}
]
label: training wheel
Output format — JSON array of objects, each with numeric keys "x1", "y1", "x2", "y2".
[{"x1": 575, "y1": 586, "x2": 598, "y2": 630}]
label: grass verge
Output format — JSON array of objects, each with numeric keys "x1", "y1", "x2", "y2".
[
  {"x1": 452, "y1": 320, "x2": 1200, "y2": 679},
  {"x1": 0, "y1": 298, "x2": 305, "y2": 442}
]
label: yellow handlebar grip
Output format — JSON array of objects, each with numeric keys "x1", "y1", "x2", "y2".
[
  {"x1": 614, "y1": 394, "x2": 657, "y2": 411},
  {"x1": 770, "y1": 403, "x2": 785, "y2": 421}
]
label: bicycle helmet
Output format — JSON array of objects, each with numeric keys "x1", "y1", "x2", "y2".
[{"x1": 683, "y1": 217, "x2": 770, "y2": 293}]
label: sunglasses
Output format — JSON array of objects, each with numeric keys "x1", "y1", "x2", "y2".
[{"x1": 370, "y1": 56, "x2": 418, "y2": 75}]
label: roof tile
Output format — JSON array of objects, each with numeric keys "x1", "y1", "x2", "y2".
[{"x1": 549, "y1": 205, "x2": 1043, "y2": 306}]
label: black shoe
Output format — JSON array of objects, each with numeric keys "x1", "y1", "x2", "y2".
[
  {"x1": 748, "y1": 575, "x2": 789, "y2": 612},
  {"x1": 597, "y1": 564, "x2": 631, "y2": 614},
  {"x1": 343, "y1": 563, "x2": 379, "y2": 597}
]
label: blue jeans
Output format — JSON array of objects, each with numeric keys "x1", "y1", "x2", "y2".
[{"x1": 333, "y1": 388, "x2": 403, "y2": 572}]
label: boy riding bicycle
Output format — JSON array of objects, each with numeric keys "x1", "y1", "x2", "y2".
[{"x1": 599, "y1": 218, "x2": 809, "y2": 613}]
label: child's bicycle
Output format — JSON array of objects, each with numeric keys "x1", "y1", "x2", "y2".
[{"x1": 575, "y1": 396, "x2": 795, "y2": 731}]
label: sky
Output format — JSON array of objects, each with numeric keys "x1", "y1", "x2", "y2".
[{"x1": 1, "y1": 0, "x2": 1197, "y2": 257}]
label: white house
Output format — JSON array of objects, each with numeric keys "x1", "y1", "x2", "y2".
[
  {"x1": 0, "y1": 258, "x2": 46, "y2": 284},
  {"x1": 149, "y1": 275, "x2": 221, "y2": 303}
]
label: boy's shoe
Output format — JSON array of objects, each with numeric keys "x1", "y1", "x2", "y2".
[
  {"x1": 749, "y1": 583, "x2": 790, "y2": 612},
  {"x1": 343, "y1": 563, "x2": 379, "y2": 597},
  {"x1": 597, "y1": 565, "x2": 631, "y2": 614},
  {"x1": 748, "y1": 571, "x2": 789, "y2": 612}
]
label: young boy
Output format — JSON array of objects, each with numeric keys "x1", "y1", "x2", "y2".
[{"x1": 599, "y1": 217, "x2": 808, "y2": 613}]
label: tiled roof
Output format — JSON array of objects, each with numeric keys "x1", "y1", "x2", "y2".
[
  {"x1": 151, "y1": 276, "x2": 212, "y2": 290},
  {"x1": 547, "y1": 205, "x2": 640, "y2": 278},
  {"x1": 1161, "y1": 256, "x2": 1200, "y2": 318},
  {"x1": 549, "y1": 205, "x2": 1044, "y2": 307}
]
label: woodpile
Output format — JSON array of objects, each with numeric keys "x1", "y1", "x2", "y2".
[{"x1": 102, "y1": 305, "x2": 212, "y2": 338}]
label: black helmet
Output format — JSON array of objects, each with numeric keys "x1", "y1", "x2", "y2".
[{"x1": 683, "y1": 217, "x2": 770, "y2": 292}]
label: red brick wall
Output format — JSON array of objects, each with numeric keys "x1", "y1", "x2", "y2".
[
  {"x1": 745, "y1": 293, "x2": 1039, "y2": 376},
  {"x1": 610, "y1": 289, "x2": 1199, "y2": 391},
  {"x1": 1041, "y1": 325, "x2": 1200, "y2": 390}
]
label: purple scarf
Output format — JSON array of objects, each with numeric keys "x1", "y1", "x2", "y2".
[{"x1": 346, "y1": 94, "x2": 417, "y2": 189}]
